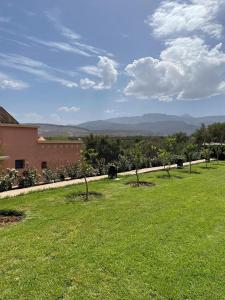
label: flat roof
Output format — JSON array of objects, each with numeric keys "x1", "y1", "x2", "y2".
[
  {"x1": 38, "y1": 140, "x2": 83, "y2": 144},
  {"x1": 0, "y1": 124, "x2": 39, "y2": 129}
]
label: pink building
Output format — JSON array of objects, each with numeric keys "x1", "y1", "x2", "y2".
[{"x1": 0, "y1": 107, "x2": 81, "y2": 171}]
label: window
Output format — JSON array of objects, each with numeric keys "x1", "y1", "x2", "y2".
[
  {"x1": 41, "y1": 161, "x2": 48, "y2": 169},
  {"x1": 15, "y1": 160, "x2": 25, "y2": 169}
]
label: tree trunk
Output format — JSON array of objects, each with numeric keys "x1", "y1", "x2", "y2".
[
  {"x1": 189, "y1": 161, "x2": 192, "y2": 173},
  {"x1": 136, "y1": 168, "x2": 140, "y2": 187},
  {"x1": 84, "y1": 175, "x2": 89, "y2": 201},
  {"x1": 166, "y1": 168, "x2": 171, "y2": 178}
]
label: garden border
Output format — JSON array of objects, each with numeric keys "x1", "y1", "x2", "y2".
[{"x1": 0, "y1": 160, "x2": 207, "y2": 199}]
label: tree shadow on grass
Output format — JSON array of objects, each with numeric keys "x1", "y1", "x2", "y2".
[
  {"x1": 156, "y1": 174, "x2": 184, "y2": 180},
  {"x1": 199, "y1": 165, "x2": 217, "y2": 170},
  {"x1": 125, "y1": 181, "x2": 156, "y2": 187},
  {"x1": 180, "y1": 170, "x2": 201, "y2": 175},
  {"x1": 66, "y1": 191, "x2": 103, "y2": 202}
]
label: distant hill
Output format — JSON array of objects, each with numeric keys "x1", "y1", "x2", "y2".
[
  {"x1": 27, "y1": 113, "x2": 225, "y2": 137},
  {"x1": 78, "y1": 113, "x2": 225, "y2": 136}
]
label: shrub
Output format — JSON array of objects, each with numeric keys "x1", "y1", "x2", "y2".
[
  {"x1": 96, "y1": 158, "x2": 107, "y2": 175},
  {"x1": 174, "y1": 155, "x2": 185, "y2": 168},
  {"x1": 18, "y1": 168, "x2": 39, "y2": 188},
  {"x1": 42, "y1": 168, "x2": 56, "y2": 183},
  {"x1": 66, "y1": 162, "x2": 80, "y2": 179},
  {"x1": 0, "y1": 169, "x2": 18, "y2": 192},
  {"x1": 56, "y1": 167, "x2": 67, "y2": 181}
]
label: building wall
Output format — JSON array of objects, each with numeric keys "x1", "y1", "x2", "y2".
[{"x1": 0, "y1": 125, "x2": 81, "y2": 171}]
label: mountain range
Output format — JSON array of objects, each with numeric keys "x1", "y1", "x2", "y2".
[{"x1": 33, "y1": 113, "x2": 225, "y2": 137}]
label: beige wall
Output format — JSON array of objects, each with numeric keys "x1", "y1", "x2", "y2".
[{"x1": 0, "y1": 125, "x2": 81, "y2": 171}]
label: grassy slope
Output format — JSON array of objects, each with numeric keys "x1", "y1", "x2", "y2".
[{"x1": 1, "y1": 163, "x2": 225, "y2": 299}]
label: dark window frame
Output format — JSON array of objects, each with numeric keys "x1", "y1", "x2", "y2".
[
  {"x1": 15, "y1": 159, "x2": 25, "y2": 169},
  {"x1": 41, "y1": 161, "x2": 48, "y2": 169}
]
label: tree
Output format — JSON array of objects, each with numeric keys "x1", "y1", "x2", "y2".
[
  {"x1": 193, "y1": 123, "x2": 209, "y2": 146},
  {"x1": 158, "y1": 150, "x2": 172, "y2": 178},
  {"x1": 79, "y1": 147, "x2": 96, "y2": 201},
  {"x1": 207, "y1": 123, "x2": 225, "y2": 143},
  {"x1": 132, "y1": 143, "x2": 142, "y2": 187},
  {"x1": 167, "y1": 132, "x2": 189, "y2": 155},
  {"x1": 201, "y1": 148, "x2": 212, "y2": 168},
  {"x1": 213, "y1": 145, "x2": 223, "y2": 163},
  {"x1": 85, "y1": 135, "x2": 121, "y2": 164},
  {"x1": 183, "y1": 143, "x2": 198, "y2": 173}
]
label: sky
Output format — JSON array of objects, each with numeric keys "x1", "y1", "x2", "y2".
[{"x1": 0, "y1": 0, "x2": 225, "y2": 124}]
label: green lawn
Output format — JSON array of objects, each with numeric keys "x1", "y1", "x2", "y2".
[{"x1": 1, "y1": 162, "x2": 225, "y2": 299}]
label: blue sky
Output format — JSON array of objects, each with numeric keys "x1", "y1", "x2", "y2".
[{"x1": 0, "y1": 0, "x2": 225, "y2": 124}]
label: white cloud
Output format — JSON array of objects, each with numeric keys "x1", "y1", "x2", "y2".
[
  {"x1": 80, "y1": 56, "x2": 118, "y2": 90},
  {"x1": 20, "y1": 112, "x2": 63, "y2": 124},
  {"x1": 28, "y1": 36, "x2": 91, "y2": 57},
  {"x1": 124, "y1": 37, "x2": 225, "y2": 101},
  {"x1": 80, "y1": 78, "x2": 96, "y2": 90},
  {"x1": 0, "y1": 72, "x2": 29, "y2": 90},
  {"x1": 45, "y1": 12, "x2": 81, "y2": 41},
  {"x1": 58, "y1": 106, "x2": 80, "y2": 113},
  {"x1": 60, "y1": 81, "x2": 78, "y2": 88},
  {"x1": 0, "y1": 53, "x2": 78, "y2": 88},
  {"x1": 45, "y1": 12, "x2": 113, "y2": 57},
  {"x1": 94, "y1": 56, "x2": 118, "y2": 90},
  {"x1": 79, "y1": 65, "x2": 101, "y2": 77},
  {"x1": 105, "y1": 109, "x2": 115, "y2": 114},
  {"x1": 149, "y1": 0, "x2": 225, "y2": 39},
  {"x1": 115, "y1": 98, "x2": 129, "y2": 103},
  {"x1": 124, "y1": 0, "x2": 225, "y2": 101},
  {"x1": 0, "y1": 17, "x2": 10, "y2": 23}
]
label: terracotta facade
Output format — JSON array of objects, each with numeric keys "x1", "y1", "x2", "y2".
[{"x1": 0, "y1": 124, "x2": 81, "y2": 171}]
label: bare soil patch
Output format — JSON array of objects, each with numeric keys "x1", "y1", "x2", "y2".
[{"x1": 0, "y1": 210, "x2": 25, "y2": 226}]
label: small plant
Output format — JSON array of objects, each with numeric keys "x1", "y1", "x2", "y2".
[
  {"x1": 159, "y1": 150, "x2": 172, "y2": 177},
  {"x1": 18, "y1": 168, "x2": 39, "y2": 188}
]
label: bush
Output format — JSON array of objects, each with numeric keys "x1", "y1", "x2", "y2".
[
  {"x1": 66, "y1": 162, "x2": 80, "y2": 179},
  {"x1": 42, "y1": 168, "x2": 56, "y2": 183},
  {"x1": 56, "y1": 167, "x2": 67, "y2": 181},
  {"x1": 0, "y1": 169, "x2": 18, "y2": 192},
  {"x1": 95, "y1": 158, "x2": 107, "y2": 175},
  {"x1": 174, "y1": 155, "x2": 185, "y2": 168},
  {"x1": 18, "y1": 168, "x2": 39, "y2": 188}
]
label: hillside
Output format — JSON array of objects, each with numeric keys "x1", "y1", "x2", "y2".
[{"x1": 28, "y1": 113, "x2": 225, "y2": 137}]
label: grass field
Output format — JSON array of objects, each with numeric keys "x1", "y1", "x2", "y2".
[{"x1": 1, "y1": 162, "x2": 225, "y2": 299}]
